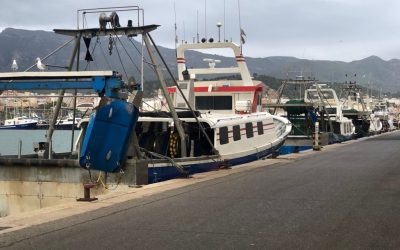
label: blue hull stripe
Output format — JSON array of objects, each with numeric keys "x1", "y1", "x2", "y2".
[
  {"x1": 0, "y1": 123, "x2": 37, "y2": 129},
  {"x1": 148, "y1": 141, "x2": 284, "y2": 183}
]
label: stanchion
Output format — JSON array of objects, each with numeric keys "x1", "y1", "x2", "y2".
[{"x1": 313, "y1": 121, "x2": 321, "y2": 151}]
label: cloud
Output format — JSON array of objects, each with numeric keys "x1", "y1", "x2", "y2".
[{"x1": 1, "y1": 0, "x2": 400, "y2": 61}]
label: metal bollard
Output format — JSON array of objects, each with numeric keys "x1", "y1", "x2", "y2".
[
  {"x1": 77, "y1": 183, "x2": 98, "y2": 202},
  {"x1": 313, "y1": 121, "x2": 321, "y2": 151}
]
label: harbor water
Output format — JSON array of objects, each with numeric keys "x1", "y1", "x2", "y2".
[{"x1": 0, "y1": 130, "x2": 79, "y2": 155}]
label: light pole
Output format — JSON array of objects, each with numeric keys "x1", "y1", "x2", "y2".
[{"x1": 217, "y1": 22, "x2": 222, "y2": 42}]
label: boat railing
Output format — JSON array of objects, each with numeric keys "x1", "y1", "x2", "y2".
[{"x1": 273, "y1": 118, "x2": 288, "y2": 138}]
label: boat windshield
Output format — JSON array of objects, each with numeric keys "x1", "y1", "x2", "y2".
[{"x1": 306, "y1": 90, "x2": 335, "y2": 101}]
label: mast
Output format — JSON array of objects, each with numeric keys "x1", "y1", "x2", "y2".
[
  {"x1": 238, "y1": 0, "x2": 242, "y2": 53},
  {"x1": 196, "y1": 10, "x2": 199, "y2": 43},
  {"x1": 143, "y1": 34, "x2": 187, "y2": 157},
  {"x1": 174, "y1": 1, "x2": 178, "y2": 52},
  {"x1": 223, "y1": 0, "x2": 226, "y2": 42},
  {"x1": 204, "y1": 0, "x2": 207, "y2": 39}
]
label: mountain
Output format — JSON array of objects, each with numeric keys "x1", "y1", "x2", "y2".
[{"x1": 0, "y1": 28, "x2": 399, "y2": 93}]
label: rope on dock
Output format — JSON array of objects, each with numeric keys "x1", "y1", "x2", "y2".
[{"x1": 139, "y1": 147, "x2": 189, "y2": 176}]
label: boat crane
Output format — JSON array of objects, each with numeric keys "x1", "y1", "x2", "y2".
[
  {"x1": 0, "y1": 70, "x2": 142, "y2": 173},
  {"x1": 0, "y1": 6, "x2": 181, "y2": 173}
]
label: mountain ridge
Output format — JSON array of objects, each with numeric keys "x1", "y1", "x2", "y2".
[{"x1": 0, "y1": 28, "x2": 399, "y2": 92}]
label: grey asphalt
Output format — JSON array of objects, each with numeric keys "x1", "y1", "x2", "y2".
[{"x1": 1, "y1": 132, "x2": 400, "y2": 249}]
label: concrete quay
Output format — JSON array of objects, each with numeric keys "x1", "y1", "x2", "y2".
[{"x1": 1, "y1": 131, "x2": 400, "y2": 249}]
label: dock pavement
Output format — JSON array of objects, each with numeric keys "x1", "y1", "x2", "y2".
[{"x1": 1, "y1": 131, "x2": 400, "y2": 249}]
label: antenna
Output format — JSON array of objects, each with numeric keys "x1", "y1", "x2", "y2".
[
  {"x1": 196, "y1": 10, "x2": 199, "y2": 43},
  {"x1": 223, "y1": 0, "x2": 226, "y2": 42},
  {"x1": 174, "y1": 2, "x2": 178, "y2": 51},
  {"x1": 183, "y1": 21, "x2": 186, "y2": 43},
  {"x1": 204, "y1": 0, "x2": 207, "y2": 39},
  {"x1": 238, "y1": 0, "x2": 243, "y2": 53}
]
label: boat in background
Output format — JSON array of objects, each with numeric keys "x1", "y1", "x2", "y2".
[
  {"x1": 368, "y1": 114, "x2": 383, "y2": 133},
  {"x1": 0, "y1": 116, "x2": 38, "y2": 129},
  {"x1": 373, "y1": 100, "x2": 393, "y2": 132},
  {"x1": 270, "y1": 80, "x2": 355, "y2": 155},
  {"x1": 55, "y1": 116, "x2": 81, "y2": 130},
  {"x1": 341, "y1": 82, "x2": 372, "y2": 138},
  {"x1": 303, "y1": 84, "x2": 355, "y2": 142}
]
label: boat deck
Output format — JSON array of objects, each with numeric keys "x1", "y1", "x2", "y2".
[{"x1": 1, "y1": 131, "x2": 400, "y2": 249}]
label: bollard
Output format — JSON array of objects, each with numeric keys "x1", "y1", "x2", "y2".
[
  {"x1": 313, "y1": 121, "x2": 321, "y2": 151},
  {"x1": 77, "y1": 183, "x2": 98, "y2": 202}
]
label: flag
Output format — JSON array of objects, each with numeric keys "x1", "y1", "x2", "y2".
[{"x1": 240, "y1": 28, "x2": 246, "y2": 44}]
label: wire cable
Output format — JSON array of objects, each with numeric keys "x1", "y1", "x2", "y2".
[{"x1": 113, "y1": 38, "x2": 129, "y2": 80}]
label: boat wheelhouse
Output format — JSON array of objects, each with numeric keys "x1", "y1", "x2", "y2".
[{"x1": 169, "y1": 42, "x2": 263, "y2": 115}]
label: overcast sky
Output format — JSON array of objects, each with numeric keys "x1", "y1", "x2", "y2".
[{"x1": 1, "y1": 0, "x2": 400, "y2": 62}]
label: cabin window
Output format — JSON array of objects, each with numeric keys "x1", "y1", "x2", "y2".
[
  {"x1": 257, "y1": 121, "x2": 264, "y2": 135},
  {"x1": 326, "y1": 107, "x2": 337, "y2": 114},
  {"x1": 246, "y1": 122, "x2": 254, "y2": 138},
  {"x1": 233, "y1": 125, "x2": 241, "y2": 141},
  {"x1": 195, "y1": 96, "x2": 232, "y2": 110},
  {"x1": 219, "y1": 127, "x2": 229, "y2": 145}
]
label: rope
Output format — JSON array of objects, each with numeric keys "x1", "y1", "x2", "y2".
[
  {"x1": 22, "y1": 37, "x2": 75, "y2": 72},
  {"x1": 95, "y1": 171, "x2": 124, "y2": 190},
  {"x1": 113, "y1": 33, "x2": 144, "y2": 81},
  {"x1": 140, "y1": 147, "x2": 188, "y2": 175},
  {"x1": 141, "y1": 99, "x2": 170, "y2": 112},
  {"x1": 113, "y1": 38, "x2": 129, "y2": 80},
  {"x1": 96, "y1": 172, "x2": 107, "y2": 188},
  {"x1": 127, "y1": 37, "x2": 152, "y2": 65},
  {"x1": 97, "y1": 39, "x2": 112, "y2": 69},
  {"x1": 127, "y1": 37, "x2": 158, "y2": 76}
]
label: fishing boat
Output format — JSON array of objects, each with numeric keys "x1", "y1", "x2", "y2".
[
  {"x1": 341, "y1": 82, "x2": 372, "y2": 137},
  {"x1": 0, "y1": 5, "x2": 292, "y2": 191},
  {"x1": 369, "y1": 113, "x2": 383, "y2": 133},
  {"x1": 266, "y1": 76, "x2": 320, "y2": 154},
  {"x1": 303, "y1": 83, "x2": 355, "y2": 142},
  {"x1": 373, "y1": 100, "x2": 392, "y2": 132},
  {"x1": 266, "y1": 76, "x2": 356, "y2": 155},
  {"x1": 134, "y1": 41, "x2": 291, "y2": 182}
]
